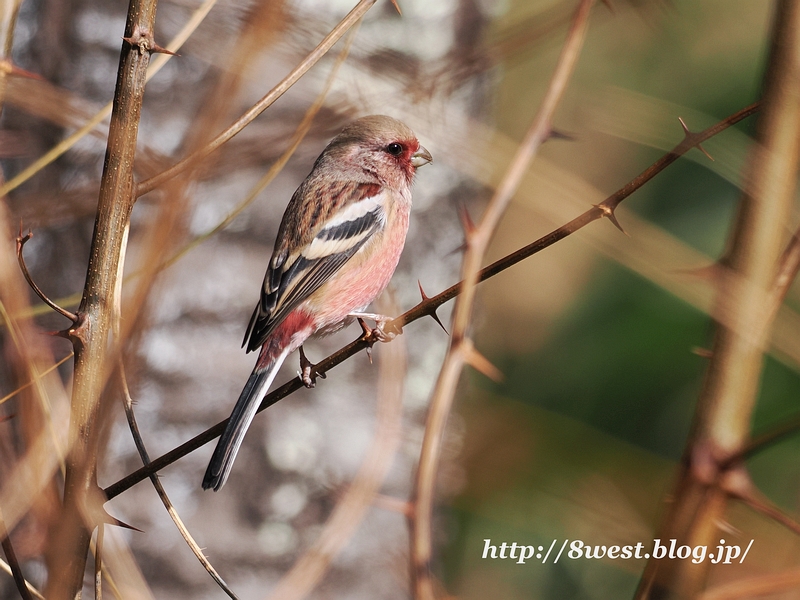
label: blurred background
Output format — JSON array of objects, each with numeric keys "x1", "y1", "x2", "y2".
[{"x1": 2, "y1": 0, "x2": 798, "y2": 598}]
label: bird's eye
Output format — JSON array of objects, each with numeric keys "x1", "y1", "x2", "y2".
[{"x1": 386, "y1": 142, "x2": 403, "y2": 156}]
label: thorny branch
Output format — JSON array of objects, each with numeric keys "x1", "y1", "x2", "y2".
[
  {"x1": 636, "y1": 1, "x2": 800, "y2": 597},
  {"x1": 104, "y1": 45, "x2": 760, "y2": 506},
  {"x1": 411, "y1": 0, "x2": 596, "y2": 596},
  {"x1": 44, "y1": 0, "x2": 160, "y2": 594}
]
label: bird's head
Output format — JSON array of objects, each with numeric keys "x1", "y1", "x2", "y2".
[{"x1": 322, "y1": 115, "x2": 432, "y2": 189}]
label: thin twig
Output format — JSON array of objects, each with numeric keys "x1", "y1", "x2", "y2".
[
  {"x1": 102, "y1": 99, "x2": 761, "y2": 501},
  {"x1": 0, "y1": 558, "x2": 43, "y2": 600},
  {"x1": 0, "y1": 353, "x2": 73, "y2": 406},
  {"x1": 118, "y1": 363, "x2": 239, "y2": 599},
  {"x1": 16, "y1": 230, "x2": 78, "y2": 323},
  {"x1": 725, "y1": 412, "x2": 800, "y2": 465},
  {"x1": 134, "y1": 0, "x2": 378, "y2": 197},
  {"x1": 734, "y1": 489, "x2": 800, "y2": 537},
  {"x1": 0, "y1": 505, "x2": 33, "y2": 600}
]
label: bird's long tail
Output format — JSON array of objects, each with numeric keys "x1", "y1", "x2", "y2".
[{"x1": 202, "y1": 348, "x2": 289, "y2": 491}]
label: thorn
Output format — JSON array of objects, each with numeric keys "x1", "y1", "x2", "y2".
[
  {"x1": 357, "y1": 317, "x2": 371, "y2": 338},
  {"x1": 674, "y1": 263, "x2": 722, "y2": 282},
  {"x1": 389, "y1": 0, "x2": 402, "y2": 15},
  {"x1": 48, "y1": 329, "x2": 72, "y2": 339},
  {"x1": 457, "y1": 203, "x2": 477, "y2": 238},
  {"x1": 150, "y1": 43, "x2": 178, "y2": 56},
  {"x1": 594, "y1": 203, "x2": 628, "y2": 236},
  {"x1": 417, "y1": 280, "x2": 429, "y2": 301},
  {"x1": 691, "y1": 347, "x2": 713, "y2": 358},
  {"x1": 714, "y1": 519, "x2": 742, "y2": 537},
  {"x1": 123, "y1": 24, "x2": 169, "y2": 56},
  {"x1": 105, "y1": 513, "x2": 143, "y2": 533},
  {"x1": 697, "y1": 143, "x2": 714, "y2": 162},
  {"x1": 365, "y1": 345, "x2": 373, "y2": 364},
  {"x1": 679, "y1": 117, "x2": 714, "y2": 161},
  {"x1": 447, "y1": 240, "x2": 468, "y2": 257},
  {"x1": 416, "y1": 283, "x2": 448, "y2": 333},
  {"x1": 429, "y1": 310, "x2": 448, "y2": 335},
  {"x1": 462, "y1": 340, "x2": 503, "y2": 382},
  {"x1": 373, "y1": 494, "x2": 411, "y2": 515},
  {"x1": 0, "y1": 59, "x2": 45, "y2": 80},
  {"x1": 547, "y1": 128, "x2": 576, "y2": 142}
]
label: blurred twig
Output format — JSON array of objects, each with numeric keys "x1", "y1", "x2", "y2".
[
  {"x1": 158, "y1": 17, "x2": 359, "y2": 273},
  {"x1": 0, "y1": 556, "x2": 44, "y2": 599},
  {"x1": 0, "y1": 353, "x2": 72, "y2": 406},
  {"x1": 700, "y1": 566, "x2": 800, "y2": 600},
  {"x1": 0, "y1": 0, "x2": 218, "y2": 197},
  {"x1": 0, "y1": 505, "x2": 32, "y2": 600},
  {"x1": 135, "y1": 0, "x2": 378, "y2": 197},
  {"x1": 266, "y1": 297, "x2": 406, "y2": 600},
  {"x1": 410, "y1": 1, "x2": 595, "y2": 597}
]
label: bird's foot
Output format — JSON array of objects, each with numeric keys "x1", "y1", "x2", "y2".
[
  {"x1": 350, "y1": 312, "x2": 401, "y2": 343},
  {"x1": 298, "y1": 345, "x2": 325, "y2": 388}
]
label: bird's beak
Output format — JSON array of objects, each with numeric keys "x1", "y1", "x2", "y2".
[{"x1": 411, "y1": 145, "x2": 433, "y2": 168}]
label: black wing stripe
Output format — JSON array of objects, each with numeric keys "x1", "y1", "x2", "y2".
[{"x1": 318, "y1": 211, "x2": 379, "y2": 242}]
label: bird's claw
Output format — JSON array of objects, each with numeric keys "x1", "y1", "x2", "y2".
[
  {"x1": 350, "y1": 313, "x2": 403, "y2": 343},
  {"x1": 352, "y1": 312, "x2": 401, "y2": 343},
  {"x1": 298, "y1": 346, "x2": 325, "y2": 388}
]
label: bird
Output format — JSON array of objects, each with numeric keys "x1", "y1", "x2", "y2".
[{"x1": 202, "y1": 115, "x2": 432, "y2": 491}]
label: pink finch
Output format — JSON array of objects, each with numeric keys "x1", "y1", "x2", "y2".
[{"x1": 203, "y1": 115, "x2": 432, "y2": 491}]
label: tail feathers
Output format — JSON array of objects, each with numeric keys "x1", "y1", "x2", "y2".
[{"x1": 202, "y1": 350, "x2": 289, "y2": 491}]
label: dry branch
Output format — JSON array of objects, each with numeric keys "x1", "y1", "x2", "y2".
[
  {"x1": 43, "y1": 0, "x2": 160, "y2": 594},
  {"x1": 635, "y1": 1, "x2": 800, "y2": 597},
  {"x1": 410, "y1": 1, "x2": 595, "y2": 597}
]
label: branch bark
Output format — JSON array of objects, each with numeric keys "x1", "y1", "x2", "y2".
[{"x1": 43, "y1": 0, "x2": 159, "y2": 595}]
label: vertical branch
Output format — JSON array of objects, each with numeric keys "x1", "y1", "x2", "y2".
[
  {"x1": 409, "y1": 1, "x2": 595, "y2": 598},
  {"x1": 43, "y1": 0, "x2": 159, "y2": 596},
  {"x1": 636, "y1": 1, "x2": 800, "y2": 598}
]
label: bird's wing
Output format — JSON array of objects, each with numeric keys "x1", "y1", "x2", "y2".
[{"x1": 243, "y1": 182, "x2": 387, "y2": 352}]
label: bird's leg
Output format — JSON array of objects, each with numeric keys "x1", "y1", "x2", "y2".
[
  {"x1": 349, "y1": 311, "x2": 401, "y2": 342},
  {"x1": 298, "y1": 345, "x2": 325, "y2": 388}
]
